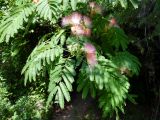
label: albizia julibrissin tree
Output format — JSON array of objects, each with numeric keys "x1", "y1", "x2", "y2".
[{"x1": 0, "y1": 0, "x2": 141, "y2": 119}]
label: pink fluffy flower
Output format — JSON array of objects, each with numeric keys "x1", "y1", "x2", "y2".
[
  {"x1": 89, "y1": 2, "x2": 96, "y2": 9},
  {"x1": 89, "y1": 2, "x2": 102, "y2": 15},
  {"x1": 71, "y1": 25, "x2": 91, "y2": 37},
  {"x1": 84, "y1": 43, "x2": 97, "y2": 67},
  {"x1": 61, "y1": 16, "x2": 71, "y2": 27},
  {"x1": 70, "y1": 12, "x2": 82, "y2": 25},
  {"x1": 84, "y1": 28, "x2": 91, "y2": 37},
  {"x1": 71, "y1": 25, "x2": 85, "y2": 36},
  {"x1": 83, "y1": 16, "x2": 92, "y2": 28},
  {"x1": 61, "y1": 12, "x2": 82, "y2": 27},
  {"x1": 109, "y1": 18, "x2": 119, "y2": 28},
  {"x1": 61, "y1": 12, "x2": 92, "y2": 37}
]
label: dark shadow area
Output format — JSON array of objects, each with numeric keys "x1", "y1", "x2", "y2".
[{"x1": 52, "y1": 92, "x2": 101, "y2": 120}]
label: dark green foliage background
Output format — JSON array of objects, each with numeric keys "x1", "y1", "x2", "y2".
[{"x1": 0, "y1": 0, "x2": 159, "y2": 120}]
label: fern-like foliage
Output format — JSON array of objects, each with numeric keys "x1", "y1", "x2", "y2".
[
  {"x1": 101, "y1": 0, "x2": 139, "y2": 9},
  {"x1": 98, "y1": 75, "x2": 129, "y2": 118},
  {"x1": 104, "y1": 27, "x2": 129, "y2": 51},
  {"x1": 21, "y1": 29, "x2": 76, "y2": 108},
  {"x1": 36, "y1": 0, "x2": 62, "y2": 23},
  {"x1": 0, "y1": 0, "x2": 63, "y2": 43},
  {"x1": 112, "y1": 51, "x2": 141, "y2": 75},
  {"x1": 76, "y1": 55, "x2": 133, "y2": 118},
  {"x1": 47, "y1": 58, "x2": 76, "y2": 108},
  {"x1": 61, "y1": 0, "x2": 139, "y2": 10},
  {"x1": 77, "y1": 62, "x2": 97, "y2": 99},
  {"x1": 57, "y1": 0, "x2": 88, "y2": 11},
  {"x1": 0, "y1": 0, "x2": 142, "y2": 119},
  {"x1": 78, "y1": 56, "x2": 118, "y2": 90},
  {"x1": 14, "y1": 0, "x2": 32, "y2": 5},
  {"x1": 22, "y1": 30, "x2": 64, "y2": 85},
  {"x1": 0, "y1": 3, "x2": 35, "y2": 43}
]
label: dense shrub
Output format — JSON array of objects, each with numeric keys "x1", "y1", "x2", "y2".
[
  {"x1": 0, "y1": 74, "x2": 47, "y2": 120},
  {"x1": 0, "y1": 0, "x2": 145, "y2": 119}
]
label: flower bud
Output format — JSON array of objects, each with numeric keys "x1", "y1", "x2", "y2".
[
  {"x1": 89, "y1": 2, "x2": 102, "y2": 15},
  {"x1": 109, "y1": 18, "x2": 119, "y2": 28},
  {"x1": 84, "y1": 43, "x2": 97, "y2": 67}
]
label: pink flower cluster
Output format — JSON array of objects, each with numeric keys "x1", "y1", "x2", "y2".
[
  {"x1": 61, "y1": 12, "x2": 92, "y2": 37},
  {"x1": 109, "y1": 18, "x2": 119, "y2": 28},
  {"x1": 89, "y1": 2, "x2": 102, "y2": 15},
  {"x1": 84, "y1": 43, "x2": 97, "y2": 68}
]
